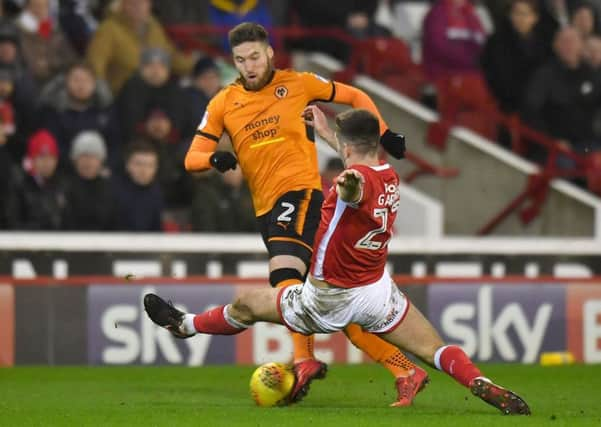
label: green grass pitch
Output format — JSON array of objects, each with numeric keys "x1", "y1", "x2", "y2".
[{"x1": 1, "y1": 364, "x2": 600, "y2": 426}]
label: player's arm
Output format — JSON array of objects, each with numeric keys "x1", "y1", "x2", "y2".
[
  {"x1": 332, "y1": 82, "x2": 406, "y2": 159},
  {"x1": 302, "y1": 105, "x2": 337, "y2": 151},
  {"x1": 184, "y1": 93, "x2": 237, "y2": 173},
  {"x1": 336, "y1": 169, "x2": 364, "y2": 204}
]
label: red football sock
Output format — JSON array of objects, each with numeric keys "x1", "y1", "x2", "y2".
[
  {"x1": 193, "y1": 305, "x2": 245, "y2": 335},
  {"x1": 434, "y1": 345, "x2": 483, "y2": 388}
]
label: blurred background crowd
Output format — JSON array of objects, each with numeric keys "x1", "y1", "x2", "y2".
[{"x1": 0, "y1": 0, "x2": 600, "y2": 233}]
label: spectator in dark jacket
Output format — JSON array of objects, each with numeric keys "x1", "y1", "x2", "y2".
[
  {"x1": 112, "y1": 139, "x2": 163, "y2": 231},
  {"x1": 0, "y1": 19, "x2": 36, "y2": 112},
  {"x1": 523, "y1": 26, "x2": 601, "y2": 157},
  {"x1": 63, "y1": 130, "x2": 118, "y2": 230},
  {"x1": 184, "y1": 56, "x2": 222, "y2": 137},
  {"x1": 140, "y1": 107, "x2": 192, "y2": 209},
  {"x1": 290, "y1": 0, "x2": 389, "y2": 62},
  {"x1": 190, "y1": 167, "x2": 256, "y2": 232},
  {"x1": 58, "y1": 0, "x2": 98, "y2": 55},
  {"x1": 0, "y1": 63, "x2": 32, "y2": 163},
  {"x1": 482, "y1": 0, "x2": 551, "y2": 113},
  {"x1": 39, "y1": 62, "x2": 119, "y2": 170},
  {"x1": 5, "y1": 129, "x2": 67, "y2": 230},
  {"x1": 570, "y1": 1, "x2": 597, "y2": 38},
  {"x1": 0, "y1": 142, "x2": 16, "y2": 228},
  {"x1": 116, "y1": 47, "x2": 187, "y2": 144}
]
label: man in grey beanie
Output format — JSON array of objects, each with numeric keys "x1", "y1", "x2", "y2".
[
  {"x1": 64, "y1": 130, "x2": 117, "y2": 230},
  {"x1": 70, "y1": 130, "x2": 107, "y2": 169}
]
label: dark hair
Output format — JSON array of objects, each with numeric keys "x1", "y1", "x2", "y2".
[
  {"x1": 67, "y1": 61, "x2": 96, "y2": 78},
  {"x1": 124, "y1": 138, "x2": 157, "y2": 161},
  {"x1": 509, "y1": 0, "x2": 538, "y2": 13},
  {"x1": 228, "y1": 22, "x2": 269, "y2": 48},
  {"x1": 335, "y1": 109, "x2": 379, "y2": 154}
]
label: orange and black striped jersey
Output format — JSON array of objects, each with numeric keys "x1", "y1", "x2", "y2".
[{"x1": 186, "y1": 69, "x2": 388, "y2": 216}]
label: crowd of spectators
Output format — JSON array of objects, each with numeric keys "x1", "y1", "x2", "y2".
[
  {"x1": 1, "y1": 0, "x2": 601, "y2": 233},
  {"x1": 0, "y1": 0, "x2": 263, "y2": 232}
]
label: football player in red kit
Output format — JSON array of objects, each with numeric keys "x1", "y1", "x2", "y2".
[{"x1": 145, "y1": 107, "x2": 530, "y2": 414}]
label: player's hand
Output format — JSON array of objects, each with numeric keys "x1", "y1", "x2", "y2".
[
  {"x1": 335, "y1": 169, "x2": 364, "y2": 187},
  {"x1": 335, "y1": 169, "x2": 364, "y2": 203},
  {"x1": 380, "y1": 129, "x2": 406, "y2": 159},
  {"x1": 210, "y1": 151, "x2": 237, "y2": 172},
  {"x1": 302, "y1": 105, "x2": 336, "y2": 147}
]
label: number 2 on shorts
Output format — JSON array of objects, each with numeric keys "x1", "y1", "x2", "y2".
[{"x1": 277, "y1": 202, "x2": 295, "y2": 222}]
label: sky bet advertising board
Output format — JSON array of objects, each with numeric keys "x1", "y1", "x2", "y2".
[{"x1": 86, "y1": 284, "x2": 371, "y2": 366}]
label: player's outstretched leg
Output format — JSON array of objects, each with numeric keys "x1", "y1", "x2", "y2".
[
  {"x1": 469, "y1": 377, "x2": 531, "y2": 415},
  {"x1": 144, "y1": 293, "x2": 248, "y2": 338},
  {"x1": 343, "y1": 324, "x2": 429, "y2": 407},
  {"x1": 433, "y1": 345, "x2": 531, "y2": 415},
  {"x1": 143, "y1": 293, "x2": 194, "y2": 338},
  {"x1": 380, "y1": 304, "x2": 531, "y2": 415}
]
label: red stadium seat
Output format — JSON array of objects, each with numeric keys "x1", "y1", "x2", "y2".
[
  {"x1": 586, "y1": 151, "x2": 601, "y2": 195},
  {"x1": 428, "y1": 73, "x2": 499, "y2": 148},
  {"x1": 342, "y1": 37, "x2": 426, "y2": 100}
]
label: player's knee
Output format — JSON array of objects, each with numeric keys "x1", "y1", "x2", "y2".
[
  {"x1": 269, "y1": 268, "x2": 304, "y2": 287},
  {"x1": 230, "y1": 298, "x2": 255, "y2": 324}
]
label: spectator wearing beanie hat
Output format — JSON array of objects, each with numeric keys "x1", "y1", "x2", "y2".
[
  {"x1": 24, "y1": 129, "x2": 59, "y2": 178},
  {"x1": 63, "y1": 130, "x2": 118, "y2": 230},
  {"x1": 5, "y1": 129, "x2": 67, "y2": 230},
  {"x1": 183, "y1": 56, "x2": 222, "y2": 137},
  {"x1": 69, "y1": 130, "x2": 107, "y2": 177},
  {"x1": 117, "y1": 46, "x2": 187, "y2": 143}
]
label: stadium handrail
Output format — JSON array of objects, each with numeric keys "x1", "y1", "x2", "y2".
[{"x1": 0, "y1": 232, "x2": 600, "y2": 253}]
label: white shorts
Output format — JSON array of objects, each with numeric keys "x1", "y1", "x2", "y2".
[{"x1": 277, "y1": 273, "x2": 409, "y2": 335}]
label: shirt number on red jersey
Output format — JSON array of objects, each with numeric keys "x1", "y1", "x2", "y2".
[{"x1": 355, "y1": 208, "x2": 388, "y2": 250}]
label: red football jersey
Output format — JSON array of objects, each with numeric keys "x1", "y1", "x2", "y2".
[{"x1": 311, "y1": 163, "x2": 400, "y2": 287}]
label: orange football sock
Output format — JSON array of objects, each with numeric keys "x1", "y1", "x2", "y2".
[
  {"x1": 275, "y1": 279, "x2": 315, "y2": 362},
  {"x1": 292, "y1": 332, "x2": 315, "y2": 362},
  {"x1": 344, "y1": 324, "x2": 413, "y2": 378}
]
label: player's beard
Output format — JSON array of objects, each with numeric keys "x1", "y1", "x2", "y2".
[{"x1": 242, "y1": 60, "x2": 274, "y2": 91}]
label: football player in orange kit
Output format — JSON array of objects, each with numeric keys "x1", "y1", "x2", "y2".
[{"x1": 184, "y1": 22, "x2": 426, "y2": 405}]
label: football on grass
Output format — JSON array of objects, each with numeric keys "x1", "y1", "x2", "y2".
[{"x1": 250, "y1": 362, "x2": 295, "y2": 407}]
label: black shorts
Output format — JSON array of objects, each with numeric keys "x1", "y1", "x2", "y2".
[{"x1": 257, "y1": 189, "x2": 324, "y2": 267}]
